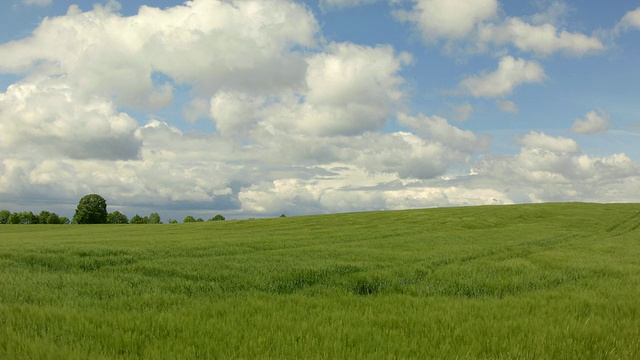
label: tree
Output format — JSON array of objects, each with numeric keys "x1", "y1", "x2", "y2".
[
  {"x1": 183, "y1": 215, "x2": 196, "y2": 223},
  {"x1": 73, "y1": 194, "x2": 108, "y2": 224},
  {"x1": 59, "y1": 217, "x2": 70, "y2": 225},
  {"x1": 168, "y1": 219, "x2": 178, "y2": 224},
  {"x1": 107, "y1": 211, "x2": 129, "y2": 224},
  {"x1": 46, "y1": 212, "x2": 61, "y2": 225},
  {"x1": 280, "y1": 214, "x2": 286, "y2": 218},
  {"x1": 38, "y1": 211, "x2": 51, "y2": 224},
  {"x1": 130, "y1": 214, "x2": 145, "y2": 224},
  {"x1": 148, "y1": 212, "x2": 162, "y2": 224},
  {"x1": 17, "y1": 211, "x2": 37, "y2": 224},
  {"x1": 0, "y1": 210, "x2": 10, "y2": 224},
  {"x1": 208, "y1": 214, "x2": 225, "y2": 221},
  {"x1": 8, "y1": 213, "x2": 21, "y2": 224}
]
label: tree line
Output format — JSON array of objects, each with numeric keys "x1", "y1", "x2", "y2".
[
  {"x1": 0, "y1": 210, "x2": 70, "y2": 225},
  {"x1": 0, "y1": 194, "x2": 226, "y2": 225}
]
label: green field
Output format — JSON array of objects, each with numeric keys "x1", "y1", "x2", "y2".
[{"x1": 1, "y1": 203, "x2": 639, "y2": 359}]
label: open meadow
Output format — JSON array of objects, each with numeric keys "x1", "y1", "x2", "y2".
[{"x1": 1, "y1": 203, "x2": 639, "y2": 359}]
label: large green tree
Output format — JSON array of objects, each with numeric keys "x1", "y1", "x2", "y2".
[{"x1": 73, "y1": 194, "x2": 108, "y2": 224}]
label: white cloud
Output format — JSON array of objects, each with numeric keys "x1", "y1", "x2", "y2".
[
  {"x1": 395, "y1": 0, "x2": 498, "y2": 42},
  {"x1": 296, "y1": 43, "x2": 411, "y2": 135},
  {"x1": 397, "y1": 113, "x2": 486, "y2": 153},
  {"x1": 472, "y1": 132, "x2": 640, "y2": 203},
  {"x1": 459, "y1": 56, "x2": 546, "y2": 98},
  {"x1": 209, "y1": 43, "x2": 412, "y2": 137},
  {"x1": 0, "y1": 0, "x2": 430, "y2": 216},
  {"x1": 0, "y1": 77, "x2": 141, "y2": 160},
  {"x1": 571, "y1": 110, "x2": 611, "y2": 134},
  {"x1": 237, "y1": 164, "x2": 512, "y2": 215},
  {"x1": 0, "y1": 113, "x2": 490, "y2": 217},
  {"x1": 615, "y1": 7, "x2": 640, "y2": 33},
  {"x1": 519, "y1": 131, "x2": 579, "y2": 153},
  {"x1": 209, "y1": 91, "x2": 266, "y2": 137},
  {"x1": 497, "y1": 100, "x2": 518, "y2": 114},
  {"x1": 394, "y1": 0, "x2": 603, "y2": 57},
  {"x1": 477, "y1": 18, "x2": 605, "y2": 57},
  {"x1": 0, "y1": 0, "x2": 319, "y2": 108},
  {"x1": 248, "y1": 121, "x2": 482, "y2": 180},
  {"x1": 531, "y1": 1, "x2": 571, "y2": 26}
]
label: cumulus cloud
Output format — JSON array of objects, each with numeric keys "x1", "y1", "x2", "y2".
[
  {"x1": 395, "y1": 0, "x2": 498, "y2": 43},
  {"x1": 519, "y1": 131, "x2": 579, "y2": 153},
  {"x1": 615, "y1": 7, "x2": 640, "y2": 34},
  {"x1": 395, "y1": 0, "x2": 603, "y2": 57},
  {"x1": 477, "y1": 18, "x2": 605, "y2": 57},
  {"x1": 238, "y1": 166, "x2": 513, "y2": 215},
  {"x1": 459, "y1": 56, "x2": 546, "y2": 98},
  {"x1": 210, "y1": 43, "x2": 412, "y2": 136},
  {"x1": 0, "y1": 0, "x2": 434, "y2": 216},
  {"x1": 0, "y1": 113, "x2": 492, "y2": 217},
  {"x1": 531, "y1": 1, "x2": 571, "y2": 26},
  {"x1": 0, "y1": 0, "x2": 318, "y2": 108},
  {"x1": 571, "y1": 110, "x2": 611, "y2": 134},
  {"x1": 472, "y1": 132, "x2": 640, "y2": 203},
  {"x1": 397, "y1": 113, "x2": 486, "y2": 153},
  {"x1": 248, "y1": 115, "x2": 483, "y2": 181},
  {"x1": 0, "y1": 77, "x2": 141, "y2": 160}
]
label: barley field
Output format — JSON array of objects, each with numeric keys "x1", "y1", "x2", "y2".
[{"x1": 1, "y1": 203, "x2": 639, "y2": 359}]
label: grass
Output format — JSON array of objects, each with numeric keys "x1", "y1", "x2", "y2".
[{"x1": 1, "y1": 202, "x2": 639, "y2": 359}]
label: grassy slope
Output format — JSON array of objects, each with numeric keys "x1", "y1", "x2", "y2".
[{"x1": 0, "y1": 203, "x2": 639, "y2": 359}]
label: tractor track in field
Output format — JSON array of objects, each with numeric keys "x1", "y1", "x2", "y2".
[{"x1": 605, "y1": 210, "x2": 640, "y2": 236}]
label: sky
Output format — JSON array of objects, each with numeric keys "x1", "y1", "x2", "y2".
[{"x1": 0, "y1": 0, "x2": 639, "y2": 221}]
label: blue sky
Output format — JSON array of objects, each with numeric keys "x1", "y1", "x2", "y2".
[{"x1": 0, "y1": 0, "x2": 639, "y2": 220}]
